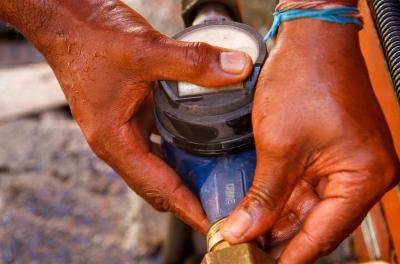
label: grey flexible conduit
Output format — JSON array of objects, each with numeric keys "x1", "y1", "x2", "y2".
[{"x1": 371, "y1": 0, "x2": 400, "y2": 103}]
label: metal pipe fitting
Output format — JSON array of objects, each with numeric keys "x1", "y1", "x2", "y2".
[
  {"x1": 192, "y1": 3, "x2": 233, "y2": 25},
  {"x1": 202, "y1": 219, "x2": 276, "y2": 264}
]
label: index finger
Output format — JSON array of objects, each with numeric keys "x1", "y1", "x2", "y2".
[{"x1": 90, "y1": 108, "x2": 209, "y2": 233}]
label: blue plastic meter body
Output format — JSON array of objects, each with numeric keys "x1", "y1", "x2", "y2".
[{"x1": 162, "y1": 141, "x2": 255, "y2": 224}]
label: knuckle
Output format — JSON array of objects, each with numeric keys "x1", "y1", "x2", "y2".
[
  {"x1": 301, "y1": 231, "x2": 337, "y2": 258},
  {"x1": 117, "y1": 31, "x2": 163, "y2": 70},
  {"x1": 268, "y1": 212, "x2": 302, "y2": 244},
  {"x1": 184, "y1": 42, "x2": 212, "y2": 72},
  {"x1": 340, "y1": 172, "x2": 380, "y2": 202},
  {"x1": 382, "y1": 152, "x2": 400, "y2": 190},
  {"x1": 253, "y1": 115, "x2": 300, "y2": 157},
  {"x1": 357, "y1": 149, "x2": 400, "y2": 196},
  {"x1": 318, "y1": 241, "x2": 337, "y2": 258},
  {"x1": 247, "y1": 183, "x2": 280, "y2": 212},
  {"x1": 286, "y1": 211, "x2": 302, "y2": 227},
  {"x1": 143, "y1": 189, "x2": 171, "y2": 212},
  {"x1": 142, "y1": 183, "x2": 185, "y2": 213},
  {"x1": 138, "y1": 31, "x2": 165, "y2": 55},
  {"x1": 85, "y1": 128, "x2": 108, "y2": 158},
  {"x1": 84, "y1": 124, "x2": 119, "y2": 161},
  {"x1": 152, "y1": 198, "x2": 171, "y2": 212},
  {"x1": 256, "y1": 129, "x2": 297, "y2": 157}
]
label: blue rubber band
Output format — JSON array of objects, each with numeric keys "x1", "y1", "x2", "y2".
[{"x1": 263, "y1": 7, "x2": 362, "y2": 43}]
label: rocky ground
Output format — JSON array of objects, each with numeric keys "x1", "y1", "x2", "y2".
[{"x1": 0, "y1": 110, "x2": 168, "y2": 264}]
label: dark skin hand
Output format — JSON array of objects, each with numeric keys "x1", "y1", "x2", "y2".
[
  {"x1": 0, "y1": 0, "x2": 253, "y2": 233},
  {"x1": 221, "y1": 1, "x2": 400, "y2": 263},
  {"x1": 1, "y1": 0, "x2": 399, "y2": 263}
]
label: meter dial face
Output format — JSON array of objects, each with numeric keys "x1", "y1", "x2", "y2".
[
  {"x1": 177, "y1": 24, "x2": 261, "y2": 97},
  {"x1": 155, "y1": 21, "x2": 267, "y2": 154}
]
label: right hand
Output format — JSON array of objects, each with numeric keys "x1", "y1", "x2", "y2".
[
  {"x1": 221, "y1": 18, "x2": 399, "y2": 263},
  {"x1": 4, "y1": 0, "x2": 253, "y2": 233}
]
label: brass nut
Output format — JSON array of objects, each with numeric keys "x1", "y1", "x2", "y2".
[
  {"x1": 204, "y1": 220, "x2": 276, "y2": 264},
  {"x1": 207, "y1": 219, "x2": 227, "y2": 252},
  {"x1": 201, "y1": 243, "x2": 277, "y2": 264}
]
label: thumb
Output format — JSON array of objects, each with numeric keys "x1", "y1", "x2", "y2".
[
  {"x1": 221, "y1": 152, "x2": 303, "y2": 244},
  {"x1": 151, "y1": 37, "x2": 253, "y2": 87}
]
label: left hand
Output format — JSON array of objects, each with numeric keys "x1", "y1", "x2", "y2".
[
  {"x1": 221, "y1": 19, "x2": 399, "y2": 263},
  {"x1": 0, "y1": 0, "x2": 253, "y2": 234}
]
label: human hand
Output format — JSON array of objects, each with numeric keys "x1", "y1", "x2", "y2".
[
  {"x1": 0, "y1": 0, "x2": 253, "y2": 233},
  {"x1": 221, "y1": 19, "x2": 399, "y2": 263}
]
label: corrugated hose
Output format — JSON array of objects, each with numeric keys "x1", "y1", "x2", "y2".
[{"x1": 371, "y1": 0, "x2": 400, "y2": 103}]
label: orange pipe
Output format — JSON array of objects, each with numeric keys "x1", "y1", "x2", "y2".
[{"x1": 358, "y1": 0, "x2": 400, "y2": 259}]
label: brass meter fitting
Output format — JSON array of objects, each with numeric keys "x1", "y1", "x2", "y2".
[{"x1": 201, "y1": 219, "x2": 277, "y2": 264}]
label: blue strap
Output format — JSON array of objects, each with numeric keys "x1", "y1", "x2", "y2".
[{"x1": 263, "y1": 7, "x2": 362, "y2": 43}]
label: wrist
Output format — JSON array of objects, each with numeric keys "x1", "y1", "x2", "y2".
[
  {"x1": 277, "y1": 0, "x2": 358, "y2": 7},
  {"x1": 275, "y1": 19, "x2": 360, "y2": 56},
  {"x1": 0, "y1": 0, "x2": 77, "y2": 54},
  {"x1": 265, "y1": 0, "x2": 362, "y2": 47},
  {"x1": 0, "y1": 1, "x2": 57, "y2": 36},
  {"x1": 0, "y1": 1, "x2": 152, "y2": 55}
]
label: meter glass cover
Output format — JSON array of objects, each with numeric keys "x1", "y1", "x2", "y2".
[{"x1": 177, "y1": 25, "x2": 260, "y2": 97}]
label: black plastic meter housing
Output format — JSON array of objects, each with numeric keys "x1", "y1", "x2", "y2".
[{"x1": 154, "y1": 21, "x2": 267, "y2": 155}]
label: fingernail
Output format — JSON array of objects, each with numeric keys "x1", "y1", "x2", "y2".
[
  {"x1": 222, "y1": 210, "x2": 252, "y2": 241},
  {"x1": 220, "y1": 52, "x2": 247, "y2": 74}
]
